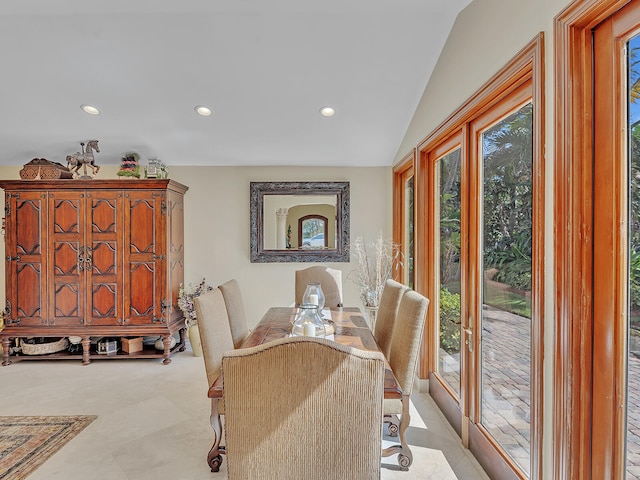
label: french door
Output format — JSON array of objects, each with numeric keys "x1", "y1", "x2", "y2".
[{"x1": 418, "y1": 37, "x2": 543, "y2": 479}]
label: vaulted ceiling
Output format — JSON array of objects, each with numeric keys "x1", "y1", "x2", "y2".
[{"x1": 0, "y1": 0, "x2": 471, "y2": 168}]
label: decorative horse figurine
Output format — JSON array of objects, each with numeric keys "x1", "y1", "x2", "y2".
[{"x1": 66, "y1": 139, "x2": 101, "y2": 178}]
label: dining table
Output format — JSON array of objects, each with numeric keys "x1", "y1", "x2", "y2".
[{"x1": 205, "y1": 306, "x2": 403, "y2": 472}]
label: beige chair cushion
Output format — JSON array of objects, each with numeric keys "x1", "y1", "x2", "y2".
[
  {"x1": 218, "y1": 279, "x2": 250, "y2": 348},
  {"x1": 295, "y1": 265, "x2": 343, "y2": 308},
  {"x1": 223, "y1": 336, "x2": 384, "y2": 480},
  {"x1": 374, "y1": 279, "x2": 408, "y2": 358},
  {"x1": 194, "y1": 289, "x2": 235, "y2": 388},
  {"x1": 386, "y1": 290, "x2": 429, "y2": 406}
]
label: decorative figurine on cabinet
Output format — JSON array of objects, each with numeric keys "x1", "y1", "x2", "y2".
[
  {"x1": 116, "y1": 152, "x2": 141, "y2": 178},
  {"x1": 66, "y1": 139, "x2": 101, "y2": 179}
]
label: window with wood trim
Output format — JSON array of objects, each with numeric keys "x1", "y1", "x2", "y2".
[
  {"x1": 393, "y1": 151, "x2": 415, "y2": 288},
  {"x1": 394, "y1": 34, "x2": 544, "y2": 480}
]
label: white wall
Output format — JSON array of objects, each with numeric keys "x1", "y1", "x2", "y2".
[
  {"x1": 394, "y1": 0, "x2": 573, "y2": 478},
  {"x1": 0, "y1": 164, "x2": 391, "y2": 326}
]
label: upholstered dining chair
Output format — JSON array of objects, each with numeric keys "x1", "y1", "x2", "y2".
[
  {"x1": 222, "y1": 336, "x2": 385, "y2": 480},
  {"x1": 295, "y1": 265, "x2": 343, "y2": 307},
  {"x1": 193, "y1": 288, "x2": 235, "y2": 469},
  {"x1": 374, "y1": 279, "x2": 409, "y2": 358},
  {"x1": 382, "y1": 289, "x2": 429, "y2": 470},
  {"x1": 218, "y1": 279, "x2": 250, "y2": 349}
]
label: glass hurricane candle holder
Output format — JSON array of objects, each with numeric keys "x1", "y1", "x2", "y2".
[
  {"x1": 291, "y1": 304, "x2": 326, "y2": 338},
  {"x1": 302, "y1": 282, "x2": 325, "y2": 311}
]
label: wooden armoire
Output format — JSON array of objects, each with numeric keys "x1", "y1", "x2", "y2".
[{"x1": 0, "y1": 179, "x2": 188, "y2": 365}]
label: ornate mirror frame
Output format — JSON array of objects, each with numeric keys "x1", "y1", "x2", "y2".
[{"x1": 250, "y1": 181, "x2": 350, "y2": 263}]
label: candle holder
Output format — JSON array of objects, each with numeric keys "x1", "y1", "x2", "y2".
[
  {"x1": 291, "y1": 304, "x2": 326, "y2": 338},
  {"x1": 301, "y1": 282, "x2": 325, "y2": 311}
]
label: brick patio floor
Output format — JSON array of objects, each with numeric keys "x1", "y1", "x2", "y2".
[
  {"x1": 462, "y1": 305, "x2": 640, "y2": 479},
  {"x1": 481, "y1": 306, "x2": 531, "y2": 476},
  {"x1": 435, "y1": 306, "x2": 532, "y2": 475},
  {"x1": 627, "y1": 350, "x2": 640, "y2": 478}
]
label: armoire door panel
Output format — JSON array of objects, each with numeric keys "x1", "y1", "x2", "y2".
[
  {"x1": 52, "y1": 196, "x2": 82, "y2": 234},
  {"x1": 49, "y1": 192, "x2": 84, "y2": 325},
  {"x1": 52, "y1": 241, "x2": 80, "y2": 276},
  {"x1": 8, "y1": 192, "x2": 47, "y2": 326},
  {"x1": 90, "y1": 196, "x2": 118, "y2": 234},
  {"x1": 127, "y1": 262, "x2": 156, "y2": 322},
  {"x1": 53, "y1": 282, "x2": 81, "y2": 320},
  {"x1": 90, "y1": 283, "x2": 117, "y2": 321},
  {"x1": 15, "y1": 263, "x2": 43, "y2": 322},
  {"x1": 15, "y1": 197, "x2": 43, "y2": 256},
  {"x1": 124, "y1": 191, "x2": 164, "y2": 325},
  {"x1": 85, "y1": 191, "x2": 122, "y2": 325},
  {"x1": 128, "y1": 196, "x2": 157, "y2": 254}
]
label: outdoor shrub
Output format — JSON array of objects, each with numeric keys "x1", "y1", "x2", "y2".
[{"x1": 439, "y1": 287, "x2": 461, "y2": 355}]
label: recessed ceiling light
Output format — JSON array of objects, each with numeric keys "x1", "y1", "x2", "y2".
[
  {"x1": 80, "y1": 104, "x2": 100, "y2": 115},
  {"x1": 319, "y1": 106, "x2": 336, "y2": 117},
  {"x1": 194, "y1": 105, "x2": 213, "y2": 116}
]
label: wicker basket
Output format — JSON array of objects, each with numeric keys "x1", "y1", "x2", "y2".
[
  {"x1": 21, "y1": 337, "x2": 69, "y2": 355},
  {"x1": 19, "y1": 158, "x2": 74, "y2": 180}
]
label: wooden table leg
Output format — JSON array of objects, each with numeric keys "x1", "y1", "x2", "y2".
[
  {"x1": 207, "y1": 398, "x2": 225, "y2": 472},
  {"x1": 381, "y1": 394, "x2": 413, "y2": 470}
]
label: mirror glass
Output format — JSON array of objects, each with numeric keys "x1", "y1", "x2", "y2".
[{"x1": 250, "y1": 181, "x2": 350, "y2": 262}]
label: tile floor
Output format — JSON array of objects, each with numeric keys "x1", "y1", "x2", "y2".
[{"x1": 0, "y1": 347, "x2": 489, "y2": 480}]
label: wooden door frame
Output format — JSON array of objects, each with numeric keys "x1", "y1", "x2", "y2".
[
  {"x1": 411, "y1": 35, "x2": 545, "y2": 479},
  {"x1": 393, "y1": 151, "x2": 416, "y2": 288},
  {"x1": 553, "y1": 1, "x2": 630, "y2": 478}
]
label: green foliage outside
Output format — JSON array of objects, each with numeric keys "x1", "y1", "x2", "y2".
[
  {"x1": 481, "y1": 104, "x2": 533, "y2": 293},
  {"x1": 437, "y1": 104, "x2": 533, "y2": 324},
  {"x1": 439, "y1": 287, "x2": 461, "y2": 355},
  {"x1": 630, "y1": 123, "x2": 640, "y2": 329}
]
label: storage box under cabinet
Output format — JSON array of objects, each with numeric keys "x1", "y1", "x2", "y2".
[
  {"x1": 97, "y1": 339, "x2": 118, "y2": 355},
  {"x1": 122, "y1": 337, "x2": 143, "y2": 354}
]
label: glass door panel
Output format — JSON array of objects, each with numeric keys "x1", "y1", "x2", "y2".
[
  {"x1": 404, "y1": 176, "x2": 415, "y2": 288},
  {"x1": 437, "y1": 148, "x2": 462, "y2": 398},
  {"x1": 479, "y1": 103, "x2": 533, "y2": 476}
]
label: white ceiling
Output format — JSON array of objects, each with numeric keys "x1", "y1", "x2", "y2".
[{"x1": 0, "y1": 0, "x2": 470, "y2": 168}]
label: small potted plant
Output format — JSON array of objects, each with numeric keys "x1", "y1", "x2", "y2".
[
  {"x1": 177, "y1": 278, "x2": 214, "y2": 356},
  {"x1": 117, "y1": 152, "x2": 141, "y2": 178}
]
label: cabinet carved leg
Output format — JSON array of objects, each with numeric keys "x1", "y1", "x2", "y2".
[
  {"x1": 81, "y1": 336, "x2": 91, "y2": 365},
  {"x1": 2, "y1": 337, "x2": 11, "y2": 366},
  {"x1": 162, "y1": 334, "x2": 172, "y2": 365}
]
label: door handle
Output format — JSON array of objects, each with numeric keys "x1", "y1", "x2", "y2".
[{"x1": 463, "y1": 327, "x2": 473, "y2": 352}]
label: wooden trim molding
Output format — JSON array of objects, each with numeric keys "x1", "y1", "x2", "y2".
[
  {"x1": 393, "y1": 150, "x2": 415, "y2": 286},
  {"x1": 553, "y1": 1, "x2": 629, "y2": 478}
]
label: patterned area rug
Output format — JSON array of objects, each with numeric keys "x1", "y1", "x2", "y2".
[{"x1": 0, "y1": 415, "x2": 96, "y2": 480}]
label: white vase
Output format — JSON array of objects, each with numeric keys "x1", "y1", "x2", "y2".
[{"x1": 188, "y1": 325, "x2": 203, "y2": 357}]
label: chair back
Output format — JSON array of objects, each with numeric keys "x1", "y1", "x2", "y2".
[
  {"x1": 295, "y1": 265, "x2": 343, "y2": 307},
  {"x1": 194, "y1": 288, "x2": 235, "y2": 386},
  {"x1": 223, "y1": 337, "x2": 384, "y2": 480},
  {"x1": 388, "y1": 290, "x2": 429, "y2": 396},
  {"x1": 374, "y1": 279, "x2": 408, "y2": 358},
  {"x1": 218, "y1": 279, "x2": 250, "y2": 348}
]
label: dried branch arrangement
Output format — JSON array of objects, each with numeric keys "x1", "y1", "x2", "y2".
[{"x1": 348, "y1": 233, "x2": 403, "y2": 307}]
